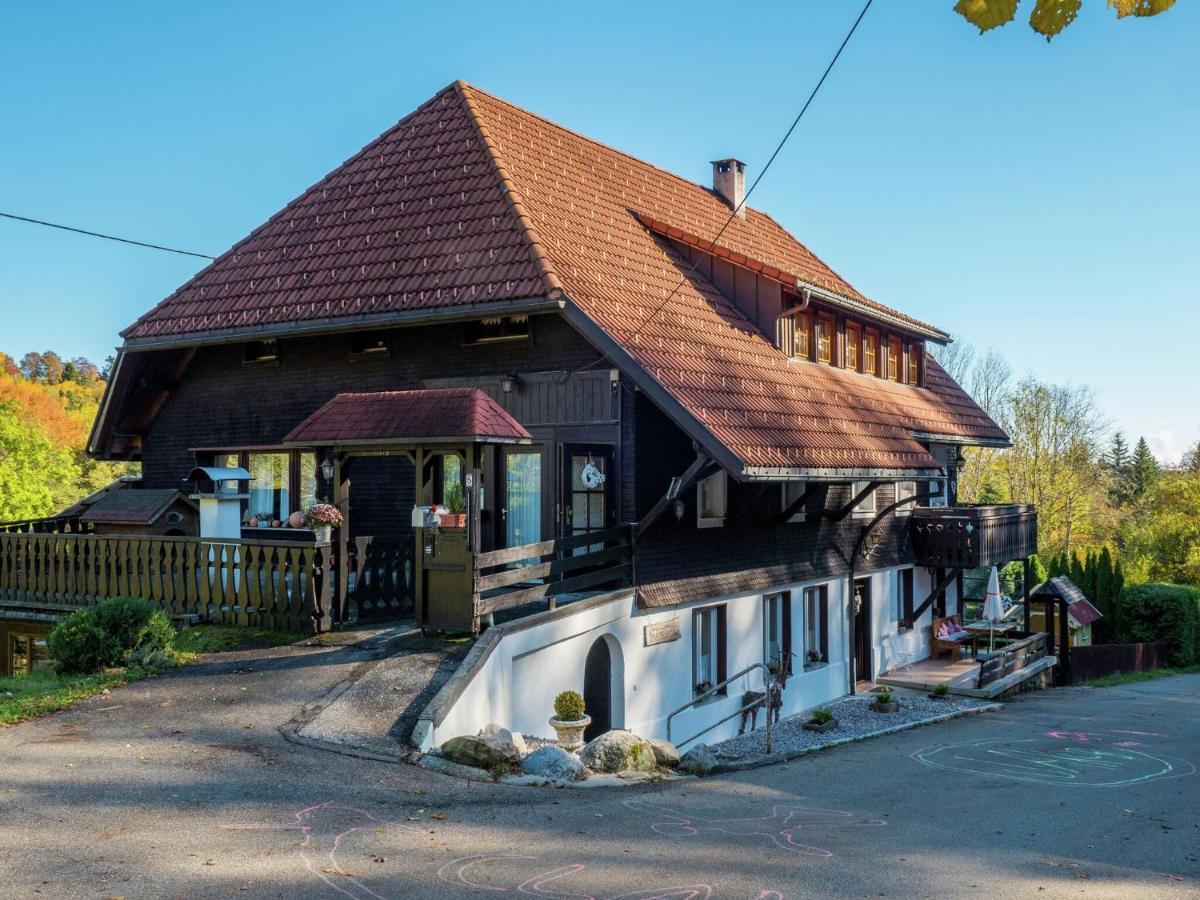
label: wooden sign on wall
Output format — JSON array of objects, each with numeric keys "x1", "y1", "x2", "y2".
[{"x1": 644, "y1": 617, "x2": 681, "y2": 647}]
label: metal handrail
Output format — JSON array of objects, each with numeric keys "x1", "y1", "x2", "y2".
[{"x1": 666, "y1": 662, "x2": 774, "y2": 754}]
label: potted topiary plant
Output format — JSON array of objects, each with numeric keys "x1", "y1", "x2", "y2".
[
  {"x1": 929, "y1": 682, "x2": 952, "y2": 701},
  {"x1": 869, "y1": 688, "x2": 899, "y2": 713},
  {"x1": 802, "y1": 706, "x2": 838, "y2": 733},
  {"x1": 549, "y1": 690, "x2": 591, "y2": 752}
]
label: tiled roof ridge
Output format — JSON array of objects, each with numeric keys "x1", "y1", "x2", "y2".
[
  {"x1": 453, "y1": 81, "x2": 564, "y2": 299},
  {"x1": 457, "y1": 81, "x2": 940, "y2": 336}
]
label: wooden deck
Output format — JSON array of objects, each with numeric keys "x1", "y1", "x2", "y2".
[{"x1": 877, "y1": 657, "x2": 981, "y2": 693}]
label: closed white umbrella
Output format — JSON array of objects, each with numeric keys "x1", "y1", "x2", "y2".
[{"x1": 982, "y1": 566, "x2": 1004, "y2": 652}]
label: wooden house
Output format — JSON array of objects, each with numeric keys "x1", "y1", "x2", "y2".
[{"x1": 78, "y1": 81, "x2": 1038, "y2": 747}]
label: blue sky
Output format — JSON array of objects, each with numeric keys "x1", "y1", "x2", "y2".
[{"x1": 2, "y1": 2, "x2": 1197, "y2": 461}]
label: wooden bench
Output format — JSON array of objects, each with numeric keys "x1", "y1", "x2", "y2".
[{"x1": 931, "y1": 615, "x2": 975, "y2": 663}]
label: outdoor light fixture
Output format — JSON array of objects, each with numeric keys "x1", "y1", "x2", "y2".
[
  {"x1": 955, "y1": 453, "x2": 968, "y2": 472},
  {"x1": 501, "y1": 373, "x2": 519, "y2": 393},
  {"x1": 320, "y1": 457, "x2": 335, "y2": 482},
  {"x1": 673, "y1": 499, "x2": 686, "y2": 521}
]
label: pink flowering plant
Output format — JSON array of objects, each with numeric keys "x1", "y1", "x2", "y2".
[{"x1": 302, "y1": 503, "x2": 343, "y2": 529}]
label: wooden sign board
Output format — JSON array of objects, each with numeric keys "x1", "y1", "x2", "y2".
[{"x1": 644, "y1": 617, "x2": 681, "y2": 647}]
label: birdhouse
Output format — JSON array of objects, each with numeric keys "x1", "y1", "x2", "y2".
[{"x1": 185, "y1": 465, "x2": 251, "y2": 540}]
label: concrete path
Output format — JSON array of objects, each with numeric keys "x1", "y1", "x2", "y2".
[{"x1": 0, "y1": 640, "x2": 1196, "y2": 898}]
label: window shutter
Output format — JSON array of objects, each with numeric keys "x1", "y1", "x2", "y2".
[
  {"x1": 782, "y1": 595, "x2": 793, "y2": 674},
  {"x1": 716, "y1": 605, "x2": 728, "y2": 686}
]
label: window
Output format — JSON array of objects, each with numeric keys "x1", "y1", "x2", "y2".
[
  {"x1": 906, "y1": 342, "x2": 921, "y2": 385},
  {"x1": 864, "y1": 329, "x2": 879, "y2": 376},
  {"x1": 299, "y1": 452, "x2": 318, "y2": 512},
  {"x1": 693, "y1": 605, "x2": 727, "y2": 695},
  {"x1": 816, "y1": 314, "x2": 834, "y2": 365},
  {"x1": 697, "y1": 471, "x2": 727, "y2": 528},
  {"x1": 792, "y1": 310, "x2": 812, "y2": 360},
  {"x1": 781, "y1": 481, "x2": 808, "y2": 523},
  {"x1": 7, "y1": 632, "x2": 50, "y2": 678},
  {"x1": 846, "y1": 322, "x2": 861, "y2": 372},
  {"x1": 803, "y1": 585, "x2": 829, "y2": 667},
  {"x1": 886, "y1": 336, "x2": 901, "y2": 381},
  {"x1": 894, "y1": 481, "x2": 916, "y2": 516},
  {"x1": 763, "y1": 592, "x2": 792, "y2": 675},
  {"x1": 243, "y1": 340, "x2": 278, "y2": 364},
  {"x1": 351, "y1": 332, "x2": 390, "y2": 355},
  {"x1": 852, "y1": 481, "x2": 877, "y2": 518},
  {"x1": 247, "y1": 452, "x2": 291, "y2": 525},
  {"x1": 465, "y1": 315, "x2": 530, "y2": 344},
  {"x1": 895, "y1": 567, "x2": 914, "y2": 632}
]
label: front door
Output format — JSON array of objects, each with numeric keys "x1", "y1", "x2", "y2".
[
  {"x1": 854, "y1": 577, "x2": 872, "y2": 683},
  {"x1": 560, "y1": 445, "x2": 615, "y2": 543}
]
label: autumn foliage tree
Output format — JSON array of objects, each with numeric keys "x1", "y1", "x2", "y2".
[{"x1": 955, "y1": 0, "x2": 1176, "y2": 41}]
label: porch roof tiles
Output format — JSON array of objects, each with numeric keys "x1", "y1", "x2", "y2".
[{"x1": 283, "y1": 387, "x2": 532, "y2": 446}]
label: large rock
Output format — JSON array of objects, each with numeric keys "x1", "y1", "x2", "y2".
[
  {"x1": 580, "y1": 730, "x2": 657, "y2": 774},
  {"x1": 648, "y1": 738, "x2": 680, "y2": 769},
  {"x1": 678, "y1": 743, "x2": 718, "y2": 776},
  {"x1": 479, "y1": 723, "x2": 528, "y2": 758},
  {"x1": 521, "y1": 745, "x2": 588, "y2": 782},
  {"x1": 440, "y1": 734, "x2": 518, "y2": 769}
]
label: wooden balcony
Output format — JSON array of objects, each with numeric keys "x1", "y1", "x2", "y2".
[{"x1": 910, "y1": 504, "x2": 1037, "y2": 569}]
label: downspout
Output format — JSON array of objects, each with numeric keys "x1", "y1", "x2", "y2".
[
  {"x1": 845, "y1": 483, "x2": 942, "y2": 695},
  {"x1": 773, "y1": 285, "x2": 812, "y2": 345}
]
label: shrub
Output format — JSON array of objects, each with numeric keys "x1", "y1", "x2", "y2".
[
  {"x1": 92, "y1": 597, "x2": 156, "y2": 646},
  {"x1": 810, "y1": 707, "x2": 834, "y2": 725},
  {"x1": 553, "y1": 690, "x2": 585, "y2": 721},
  {"x1": 47, "y1": 611, "x2": 120, "y2": 675},
  {"x1": 932, "y1": 682, "x2": 950, "y2": 696},
  {"x1": 1112, "y1": 583, "x2": 1200, "y2": 667},
  {"x1": 873, "y1": 689, "x2": 893, "y2": 705}
]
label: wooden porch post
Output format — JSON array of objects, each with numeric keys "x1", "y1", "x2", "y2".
[
  {"x1": 332, "y1": 454, "x2": 349, "y2": 624},
  {"x1": 468, "y1": 442, "x2": 483, "y2": 630},
  {"x1": 413, "y1": 446, "x2": 425, "y2": 630},
  {"x1": 1022, "y1": 557, "x2": 1032, "y2": 634}
]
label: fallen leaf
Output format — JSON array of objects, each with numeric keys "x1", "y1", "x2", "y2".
[
  {"x1": 430, "y1": 813, "x2": 447, "y2": 820},
  {"x1": 320, "y1": 866, "x2": 352, "y2": 877}
]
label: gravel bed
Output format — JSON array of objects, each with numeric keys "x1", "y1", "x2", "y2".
[
  {"x1": 709, "y1": 692, "x2": 990, "y2": 760},
  {"x1": 522, "y1": 735, "x2": 560, "y2": 752}
]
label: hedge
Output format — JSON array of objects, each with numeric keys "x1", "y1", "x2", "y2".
[{"x1": 1112, "y1": 583, "x2": 1200, "y2": 667}]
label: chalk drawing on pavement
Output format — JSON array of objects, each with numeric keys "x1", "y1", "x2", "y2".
[{"x1": 622, "y1": 799, "x2": 887, "y2": 858}]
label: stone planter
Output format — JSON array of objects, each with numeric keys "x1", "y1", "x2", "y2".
[
  {"x1": 549, "y1": 715, "x2": 591, "y2": 753},
  {"x1": 870, "y1": 700, "x2": 900, "y2": 713},
  {"x1": 802, "y1": 719, "x2": 839, "y2": 734}
]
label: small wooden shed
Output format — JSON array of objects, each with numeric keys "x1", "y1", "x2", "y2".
[{"x1": 79, "y1": 489, "x2": 198, "y2": 536}]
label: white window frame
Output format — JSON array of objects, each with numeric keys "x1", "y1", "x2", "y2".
[
  {"x1": 894, "y1": 481, "x2": 916, "y2": 516},
  {"x1": 763, "y1": 592, "x2": 790, "y2": 673},
  {"x1": 803, "y1": 584, "x2": 828, "y2": 668},
  {"x1": 692, "y1": 605, "x2": 724, "y2": 695},
  {"x1": 697, "y1": 471, "x2": 727, "y2": 528},
  {"x1": 851, "y1": 481, "x2": 877, "y2": 519},
  {"x1": 781, "y1": 481, "x2": 807, "y2": 523}
]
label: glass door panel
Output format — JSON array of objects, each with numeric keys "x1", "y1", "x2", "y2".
[{"x1": 503, "y1": 450, "x2": 542, "y2": 553}]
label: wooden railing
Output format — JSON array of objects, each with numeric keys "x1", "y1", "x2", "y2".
[
  {"x1": 345, "y1": 535, "x2": 412, "y2": 621},
  {"x1": 911, "y1": 504, "x2": 1037, "y2": 569},
  {"x1": 0, "y1": 532, "x2": 332, "y2": 633},
  {"x1": 473, "y1": 524, "x2": 634, "y2": 619},
  {"x1": 0, "y1": 515, "x2": 92, "y2": 535},
  {"x1": 977, "y1": 631, "x2": 1049, "y2": 689}
]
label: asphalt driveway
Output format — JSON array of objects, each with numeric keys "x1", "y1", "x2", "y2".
[{"x1": 0, "y1": 640, "x2": 1196, "y2": 899}]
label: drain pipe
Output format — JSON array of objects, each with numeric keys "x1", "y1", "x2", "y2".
[
  {"x1": 845, "y1": 483, "x2": 943, "y2": 695},
  {"x1": 774, "y1": 285, "x2": 812, "y2": 344}
]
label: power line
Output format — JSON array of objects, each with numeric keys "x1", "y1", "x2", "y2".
[
  {"x1": 624, "y1": 0, "x2": 875, "y2": 343},
  {"x1": 0, "y1": 211, "x2": 216, "y2": 259}
]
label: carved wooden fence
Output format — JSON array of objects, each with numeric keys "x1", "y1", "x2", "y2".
[
  {"x1": 345, "y1": 535, "x2": 412, "y2": 621},
  {"x1": 976, "y1": 631, "x2": 1049, "y2": 689},
  {"x1": 0, "y1": 532, "x2": 331, "y2": 633}
]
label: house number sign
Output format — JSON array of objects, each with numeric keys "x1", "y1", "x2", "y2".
[{"x1": 644, "y1": 617, "x2": 681, "y2": 647}]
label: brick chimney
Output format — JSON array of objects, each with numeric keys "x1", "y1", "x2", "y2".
[{"x1": 711, "y1": 158, "x2": 746, "y2": 218}]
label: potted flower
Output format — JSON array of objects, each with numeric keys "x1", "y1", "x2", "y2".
[
  {"x1": 802, "y1": 707, "x2": 838, "y2": 733},
  {"x1": 929, "y1": 682, "x2": 952, "y2": 701},
  {"x1": 303, "y1": 503, "x2": 343, "y2": 543},
  {"x1": 869, "y1": 688, "x2": 900, "y2": 713},
  {"x1": 440, "y1": 482, "x2": 467, "y2": 529},
  {"x1": 548, "y1": 690, "x2": 591, "y2": 752}
]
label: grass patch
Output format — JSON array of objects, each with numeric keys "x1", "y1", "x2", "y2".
[
  {"x1": 1087, "y1": 665, "x2": 1200, "y2": 688},
  {"x1": 173, "y1": 624, "x2": 303, "y2": 659},
  {"x1": 0, "y1": 669, "x2": 136, "y2": 726}
]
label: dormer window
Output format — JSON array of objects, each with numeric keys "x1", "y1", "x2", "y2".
[
  {"x1": 792, "y1": 310, "x2": 812, "y2": 360},
  {"x1": 906, "y1": 342, "x2": 921, "y2": 385},
  {"x1": 886, "y1": 336, "x2": 901, "y2": 381},
  {"x1": 846, "y1": 322, "x2": 861, "y2": 372},
  {"x1": 864, "y1": 329, "x2": 880, "y2": 376},
  {"x1": 816, "y1": 314, "x2": 834, "y2": 365}
]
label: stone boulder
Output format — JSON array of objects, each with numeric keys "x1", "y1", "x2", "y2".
[
  {"x1": 440, "y1": 734, "x2": 518, "y2": 770},
  {"x1": 648, "y1": 738, "x2": 680, "y2": 769},
  {"x1": 521, "y1": 745, "x2": 588, "y2": 782},
  {"x1": 580, "y1": 730, "x2": 657, "y2": 774},
  {"x1": 478, "y1": 723, "x2": 528, "y2": 758},
  {"x1": 677, "y1": 743, "x2": 718, "y2": 776}
]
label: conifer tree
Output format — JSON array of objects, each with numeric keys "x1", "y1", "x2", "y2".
[
  {"x1": 1069, "y1": 551, "x2": 1086, "y2": 589},
  {"x1": 1129, "y1": 437, "x2": 1160, "y2": 500}
]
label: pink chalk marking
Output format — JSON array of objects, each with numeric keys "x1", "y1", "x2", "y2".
[
  {"x1": 438, "y1": 854, "x2": 539, "y2": 892},
  {"x1": 1115, "y1": 741, "x2": 1142, "y2": 747},
  {"x1": 517, "y1": 863, "x2": 592, "y2": 898},
  {"x1": 1111, "y1": 730, "x2": 1166, "y2": 737}
]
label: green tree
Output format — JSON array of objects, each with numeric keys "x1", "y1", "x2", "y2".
[
  {"x1": 1069, "y1": 551, "x2": 1086, "y2": 589},
  {"x1": 956, "y1": 0, "x2": 1176, "y2": 41},
  {"x1": 1104, "y1": 432, "x2": 1133, "y2": 507},
  {"x1": 1121, "y1": 468, "x2": 1200, "y2": 585},
  {"x1": 1129, "y1": 437, "x2": 1160, "y2": 500}
]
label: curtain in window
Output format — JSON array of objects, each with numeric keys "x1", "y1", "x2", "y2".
[
  {"x1": 505, "y1": 452, "x2": 541, "y2": 550},
  {"x1": 248, "y1": 453, "x2": 290, "y2": 522},
  {"x1": 298, "y1": 452, "x2": 318, "y2": 512}
]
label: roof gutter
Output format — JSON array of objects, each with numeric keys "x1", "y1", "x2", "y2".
[
  {"x1": 118, "y1": 295, "x2": 566, "y2": 352},
  {"x1": 793, "y1": 279, "x2": 949, "y2": 344},
  {"x1": 908, "y1": 430, "x2": 1012, "y2": 449}
]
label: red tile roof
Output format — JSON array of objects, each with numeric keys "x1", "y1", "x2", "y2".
[
  {"x1": 121, "y1": 81, "x2": 1007, "y2": 473},
  {"x1": 79, "y1": 489, "x2": 190, "y2": 525},
  {"x1": 283, "y1": 388, "x2": 532, "y2": 445}
]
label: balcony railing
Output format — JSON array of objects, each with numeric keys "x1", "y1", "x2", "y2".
[{"x1": 910, "y1": 504, "x2": 1037, "y2": 569}]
